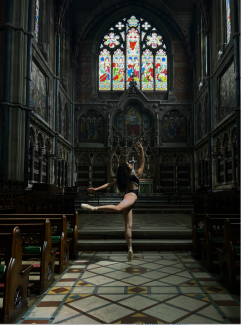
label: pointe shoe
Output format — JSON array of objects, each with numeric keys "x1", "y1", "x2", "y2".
[
  {"x1": 128, "y1": 249, "x2": 133, "y2": 262},
  {"x1": 81, "y1": 204, "x2": 97, "y2": 211}
]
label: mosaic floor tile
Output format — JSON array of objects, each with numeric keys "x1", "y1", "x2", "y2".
[{"x1": 19, "y1": 251, "x2": 239, "y2": 324}]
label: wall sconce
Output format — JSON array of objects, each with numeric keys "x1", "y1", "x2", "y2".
[{"x1": 199, "y1": 80, "x2": 203, "y2": 90}]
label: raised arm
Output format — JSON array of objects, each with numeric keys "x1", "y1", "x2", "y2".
[
  {"x1": 88, "y1": 180, "x2": 117, "y2": 192},
  {"x1": 136, "y1": 141, "x2": 145, "y2": 178}
]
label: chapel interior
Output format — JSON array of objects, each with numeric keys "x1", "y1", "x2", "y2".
[{"x1": 0, "y1": 0, "x2": 240, "y2": 324}]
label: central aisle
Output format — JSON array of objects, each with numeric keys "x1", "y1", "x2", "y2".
[{"x1": 18, "y1": 251, "x2": 240, "y2": 324}]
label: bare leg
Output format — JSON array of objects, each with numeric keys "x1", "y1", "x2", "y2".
[
  {"x1": 88, "y1": 193, "x2": 137, "y2": 213},
  {"x1": 123, "y1": 207, "x2": 132, "y2": 247}
]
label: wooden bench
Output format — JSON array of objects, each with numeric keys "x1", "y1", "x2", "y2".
[
  {"x1": 0, "y1": 226, "x2": 32, "y2": 324},
  {"x1": 0, "y1": 215, "x2": 69, "y2": 274},
  {"x1": 200, "y1": 215, "x2": 240, "y2": 272},
  {"x1": 217, "y1": 219, "x2": 240, "y2": 294},
  {"x1": 25, "y1": 213, "x2": 79, "y2": 258},
  {"x1": 0, "y1": 219, "x2": 57, "y2": 294},
  {"x1": 191, "y1": 212, "x2": 240, "y2": 258}
]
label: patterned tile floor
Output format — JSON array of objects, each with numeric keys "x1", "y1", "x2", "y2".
[{"x1": 18, "y1": 251, "x2": 240, "y2": 324}]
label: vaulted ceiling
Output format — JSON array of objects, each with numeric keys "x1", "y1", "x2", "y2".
[{"x1": 56, "y1": 0, "x2": 209, "y2": 62}]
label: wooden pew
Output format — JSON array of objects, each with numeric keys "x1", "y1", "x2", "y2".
[
  {"x1": 200, "y1": 215, "x2": 240, "y2": 272},
  {"x1": 191, "y1": 212, "x2": 240, "y2": 258},
  {"x1": 0, "y1": 226, "x2": 32, "y2": 324},
  {"x1": 217, "y1": 219, "x2": 240, "y2": 294},
  {"x1": 0, "y1": 219, "x2": 57, "y2": 294},
  {"x1": 191, "y1": 212, "x2": 205, "y2": 258},
  {"x1": 0, "y1": 215, "x2": 69, "y2": 273},
  {"x1": 22, "y1": 213, "x2": 79, "y2": 258}
]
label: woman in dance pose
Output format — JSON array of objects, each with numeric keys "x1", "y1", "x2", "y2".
[{"x1": 81, "y1": 141, "x2": 145, "y2": 261}]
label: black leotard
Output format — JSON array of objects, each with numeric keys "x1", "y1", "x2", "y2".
[{"x1": 126, "y1": 174, "x2": 139, "y2": 198}]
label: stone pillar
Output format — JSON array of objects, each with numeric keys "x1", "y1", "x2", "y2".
[
  {"x1": 0, "y1": 0, "x2": 13, "y2": 179},
  {"x1": 216, "y1": 158, "x2": 220, "y2": 184},
  {"x1": 24, "y1": 0, "x2": 33, "y2": 187},
  {"x1": 71, "y1": 64, "x2": 76, "y2": 187},
  {"x1": 221, "y1": 148, "x2": 227, "y2": 183},
  {"x1": 39, "y1": 148, "x2": 44, "y2": 183},
  {"x1": 107, "y1": 112, "x2": 111, "y2": 147},
  {"x1": 66, "y1": 163, "x2": 69, "y2": 187},
  {"x1": 206, "y1": 31, "x2": 212, "y2": 190},
  {"x1": 30, "y1": 144, "x2": 36, "y2": 183},
  {"x1": 233, "y1": 0, "x2": 240, "y2": 186},
  {"x1": 46, "y1": 155, "x2": 50, "y2": 184},
  {"x1": 200, "y1": 160, "x2": 204, "y2": 186},
  {"x1": 63, "y1": 161, "x2": 65, "y2": 187},
  {"x1": 54, "y1": 27, "x2": 61, "y2": 184},
  {"x1": 155, "y1": 113, "x2": 159, "y2": 147},
  {"x1": 231, "y1": 143, "x2": 236, "y2": 181}
]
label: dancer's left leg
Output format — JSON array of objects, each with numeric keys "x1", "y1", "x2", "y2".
[{"x1": 123, "y1": 207, "x2": 133, "y2": 247}]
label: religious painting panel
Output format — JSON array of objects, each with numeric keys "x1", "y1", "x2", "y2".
[
  {"x1": 113, "y1": 49, "x2": 125, "y2": 90},
  {"x1": 161, "y1": 110, "x2": 188, "y2": 143},
  {"x1": 114, "y1": 106, "x2": 153, "y2": 138},
  {"x1": 99, "y1": 49, "x2": 111, "y2": 90},
  {"x1": 142, "y1": 49, "x2": 154, "y2": 90},
  {"x1": 30, "y1": 61, "x2": 47, "y2": 120},
  {"x1": 78, "y1": 110, "x2": 105, "y2": 143},
  {"x1": 219, "y1": 61, "x2": 235, "y2": 121}
]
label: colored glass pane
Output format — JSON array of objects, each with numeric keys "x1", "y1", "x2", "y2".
[
  {"x1": 142, "y1": 22, "x2": 151, "y2": 30},
  {"x1": 142, "y1": 32, "x2": 146, "y2": 41},
  {"x1": 142, "y1": 49, "x2": 153, "y2": 90},
  {"x1": 113, "y1": 49, "x2": 125, "y2": 90},
  {"x1": 155, "y1": 49, "x2": 167, "y2": 90},
  {"x1": 120, "y1": 32, "x2": 125, "y2": 41},
  {"x1": 116, "y1": 22, "x2": 124, "y2": 30},
  {"x1": 127, "y1": 16, "x2": 139, "y2": 27},
  {"x1": 126, "y1": 28, "x2": 140, "y2": 88},
  {"x1": 146, "y1": 33, "x2": 162, "y2": 48},
  {"x1": 226, "y1": 0, "x2": 231, "y2": 43},
  {"x1": 35, "y1": 0, "x2": 39, "y2": 41},
  {"x1": 104, "y1": 33, "x2": 120, "y2": 48},
  {"x1": 99, "y1": 49, "x2": 111, "y2": 90}
]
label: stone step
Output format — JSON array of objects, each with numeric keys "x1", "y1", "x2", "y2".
[
  {"x1": 78, "y1": 229, "x2": 192, "y2": 239},
  {"x1": 78, "y1": 239, "x2": 192, "y2": 251}
]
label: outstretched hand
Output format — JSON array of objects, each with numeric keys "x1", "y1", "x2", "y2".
[
  {"x1": 136, "y1": 141, "x2": 143, "y2": 149},
  {"x1": 87, "y1": 188, "x2": 96, "y2": 193}
]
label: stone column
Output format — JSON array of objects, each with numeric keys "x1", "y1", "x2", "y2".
[
  {"x1": 231, "y1": 143, "x2": 236, "y2": 181},
  {"x1": 63, "y1": 161, "x2": 65, "y2": 187},
  {"x1": 39, "y1": 148, "x2": 44, "y2": 183},
  {"x1": 66, "y1": 163, "x2": 69, "y2": 187},
  {"x1": 221, "y1": 148, "x2": 227, "y2": 183},
  {"x1": 46, "y1": 155, "x2": 50, "y2": 184},
  {"x1": 200, "y1": 160, "x2": 204, "y2": 185},
  {"x1": 71, "y1": 63, "x2": 76, "y2": 186},
  {"x1": 216, "y1": 157, "x2": 220, "y2": 184},
  {"x1": 30, "y1": 144, "x2": 36, "y2": 183},
  {"x1": 233, "y1": 0, "x2": 240, "y2": 186},
  {"x1": 24, "y1": 0, "x2": 33, "y2": 187},
  {"x1": 155, "y1": 113, "x2": 159, "y2": 147}
]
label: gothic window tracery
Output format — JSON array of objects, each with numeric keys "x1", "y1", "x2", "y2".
[{"x1": 99, "y1": 16, "x2": 167, "y2": 91}]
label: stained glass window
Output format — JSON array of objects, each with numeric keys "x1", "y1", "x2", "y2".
[
  {"x1": 99, "y1": 49, "x2": 111, "y2": 90},
  {"x1": 35, "y1": 0, "x2": 39, "y2": 41},
  {"x1": 127, "y1": 28, "x2": 140, "y2": 87},
  {"x1": 226, "y1": 0, "x2": 231, "y2": 43},
  {"x1": 99, "y1": 15, "x2": 167, "y2": 91},
  {"x1": 155, "y1": 49, "x2": 167, "y2": 90},
  {"x1": 142, "y1": 49, "x2": 153, "y2": 90},
  {"x1": 113, "y1": 49, "x2": 125, "y2": 90}
]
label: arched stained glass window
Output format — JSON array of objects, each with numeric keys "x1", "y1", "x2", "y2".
[
  {"x1": 99, "y1": 16, "x2": 167, "y2": 91},
  {"x1": 226, "y1": 0, "x2": 231, "y2": 43},
  {"x1": 99, "y1": 49, "x2": 111, "y2": 90},
  {"x1": 35, "y1": 0, "x2": 40, "y2": 42}
]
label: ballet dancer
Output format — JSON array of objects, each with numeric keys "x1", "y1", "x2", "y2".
[{"x1": 81, "y1": 141, "x2": 145, "y2": 261}]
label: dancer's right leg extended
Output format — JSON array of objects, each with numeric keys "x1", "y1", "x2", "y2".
[{"x1": 81, "y1": 193, "x2": 137, "y2": 213}]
